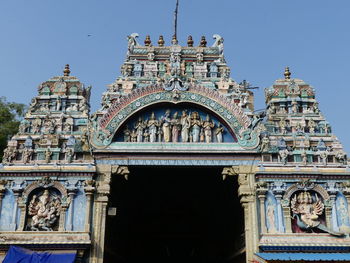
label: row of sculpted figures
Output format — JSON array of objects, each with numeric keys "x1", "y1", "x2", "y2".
[
  {"x1": 0, "y1": 177, "x2": 94, "y2": 232},
  {"x1": 258, "y1": 179, "x2": 350, "y2": 236},
  {"x1": 121, "y1": 109, "x2": 229, "y2": 143}
]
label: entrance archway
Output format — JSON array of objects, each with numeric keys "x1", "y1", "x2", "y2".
[{"x1": 103, "y1": 166, "x2": 245, "y2": 262}]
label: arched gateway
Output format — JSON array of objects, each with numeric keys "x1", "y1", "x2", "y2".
[{"x1": 0, "y1": 34, "x2": 349, "y2": 263}]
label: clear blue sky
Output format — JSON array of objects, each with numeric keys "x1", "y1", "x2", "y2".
[{"x1": 0, "y1": 0, "x2": 349, "y2": 153}]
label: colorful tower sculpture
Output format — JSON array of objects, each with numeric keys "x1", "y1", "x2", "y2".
[{"x1": 0, "y1": 34, "x2": 349, "y2": 263}]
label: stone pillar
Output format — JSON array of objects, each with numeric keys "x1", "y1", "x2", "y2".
[
  {"x1": 281, "y1": 198, "x2": 292, "y2": 233},
  {"x1": 223, "y1": 165, "x2": 258, "y2": 263},
  {"x1": 274, "y1": 193, "x2": 285, "y2": 233},
  {"x1": 66, "y1": 190, "x2": 77, "y2": 231},
  {"x1": 0, "y1": 180, "x2": 7, "y2": 213},
  {"x1": 89, "y1": 165, "x2": 129, "y2": 263},
  {"x1": 256, "y1": 183, "x2": 268, "y2": 234},
  {"x1": 84, "y1": 180, "x2": 95, "y2": 232},
  {"x1": 11, "y1": 189, "x2": 23, "y2": 231}
]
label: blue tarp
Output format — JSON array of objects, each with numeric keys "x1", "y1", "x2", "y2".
[
  {"x1": 3, "y1": 246, "x2": 76, "y2": 263},
  {"x1": 256, "y1": 252, "x2": 350, "y2": 261}
]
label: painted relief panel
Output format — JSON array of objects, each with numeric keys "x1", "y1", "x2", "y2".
[
  {"x1": 336, "y1": 193, "x2": 350, "y2": 233},
  {"x1": 73, "y1": 188, "x2": 86, "y2": 231},
  {"x1": 0, "y1": 190, "x2": 15, "y2": 231},
  {"x1": 265, "y1": 192, "x2": 278, "y2": 233},
  {"x1": 114, "y1": 104, "x2": 237, "y2": 143}
]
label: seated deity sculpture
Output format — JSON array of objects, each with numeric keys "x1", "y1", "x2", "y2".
[{"x1": 27, "y1": 190, "x2": 61, "y2": 231}]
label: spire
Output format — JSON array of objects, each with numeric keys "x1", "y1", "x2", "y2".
[
  {"x1": 174, "y1": 0, "x2": 179, "y2": 40},
  {"x1": 63, "y1": 64, "x2": 71, "y2": 76},
  {"x1": 284, "y1": 66, "x2": 291, "y2": 80}
]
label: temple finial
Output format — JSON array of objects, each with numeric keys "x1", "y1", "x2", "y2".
[
  {"x1": 144, "y1": 35, "x2": 151, "y2": 46},
  {"x1": 63, "y1": 64, "x2": 70, "y2": 76},
  {"x1": 171, "y1": 35, "x2": 178, "y2": 45},
  {"x1": 158, "y1": 35, "x2": 165, "y2": 47},
  {"x1": 187, "y1": 35, "x2": 194, "y2": 47},
  {"x1": 284, "y1": 67, "x2": 291, "y2": 80},
  {"x1": 200, "y1": 36, "x2": 207, "y2": 47}
]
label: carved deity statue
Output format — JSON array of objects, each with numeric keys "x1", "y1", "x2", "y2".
[
  {"x1": 202, "y1": 114, "x2": 215, "y2": 143},
  {"x1": 32, "y1": 118, "x2": 42, "y2": 134},
  {"x1": 214, "y1": 123, "x2": 224, "y2": 143},
  {"x1": 180, "y1": 110, "x2": 191, "y2": 142},
  {"x1": 308, "y1": 119, "x2": 316, "y2": 134},
  {"x1": 123, "y1": 126, "x2": 131, "y2": 142},
  {"x1": 22, "y1": 147, "x2": 33, "y2": 164},
  {"x1": 191, "y1": 112, "x2": 202, "y2": 143},
  {"x1": 130, "y1": 130, "x2": 137, "y2": 142},
  {"x1": 65, "y1": 148, "x2": 74, "y2": 163},
  {"x1": 134, "y1": 117, "x2": 145, "y2": 143},
  {"x1": 279, "y1": 149, "x2": 289, "y2": 165},
  {"x1": 260, "y1": 134, "x2": 270, "y2": 152},
  {"x1": 290, "y1": 191, "x2": 342, "y2": 236},
  {"x1": 44, "y1": 147, "x2": 52, "y2": 163},
  {"x1": 3, "y1": 147, "x2": 17, "y2": 164},
  {"x1": 28, "y1": 190, "x2": 61, "y2": 231},
  {"x1": 171, "y1": 112, "x2": 180, "y2": 142},
  {"x1": 147, "y1": 112, "x2": 159, "y2": 143},
  {"x1": 161, "y1": 110, "x2": 172, "y2": 143},
  {"x1": 266, "y1": 199, "x2": 277, "y2": 233},
  {"x1": 279, "y1": 118, "x2": 287, "y2": 134}
]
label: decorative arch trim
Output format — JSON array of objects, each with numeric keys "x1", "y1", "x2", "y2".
[
  {"x1": 283, "y1": 182, "x2": 330, "y2": 201},
  {"x1": 92, "y1": 85, "x2": 260, "y2": 149}
]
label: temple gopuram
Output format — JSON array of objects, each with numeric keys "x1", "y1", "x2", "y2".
[{"x1": 0, "y1": 33, "x2": 349, "y2": 263}]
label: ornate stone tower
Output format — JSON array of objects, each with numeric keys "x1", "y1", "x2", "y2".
[{"x1": 0, "y1": 34, "x2": 349, "y2": 263}]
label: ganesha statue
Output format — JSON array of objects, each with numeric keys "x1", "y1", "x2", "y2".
[{"x1": 27, "y1": 190, "x2": 61, "y2": 231}]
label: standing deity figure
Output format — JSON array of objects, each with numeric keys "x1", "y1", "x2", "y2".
[
  {"x1": 22, "y1": 147, "x2": 33, "y2": 164},
  {"x1": 161, "y1": 110, "x2": 172, "y2": 142},
  {"x1": 301, "y1": 150, "x2": 308, "y2": 165},
  {"x1": 180, "y1": 110, "x2": 191, "y2": 142},
  {"x1": 65, "y1": 148, "x2": 74, "y2": 163},
  {"x1": 147, "y1": 112, "x2": 159, "y2": 143},
  {"x1": 134, "y1": 117, "x2": 145, "y2": 143},
  {"x1": 300, "y1": 117, "x2": 306, "y2": 132},
  {"x1": 32, "y1": 118, "x2": 42, "y2": 134},
  {"x1": 291, "y1": 100, "x2": 299, "y2": 113},
  {"x1": 3, "y1": 147, "x2": 17, "y2": 164},
  {"x1": 123, "y1": 126, "x2": 131, "y2": 142},
  {"x1": 308, "y1": 119, "x2": 316, "y2": 134},
  {"x1": 171, "y1": 112, "x2": 180, "y2": 142},
  {"x1": 260, "y1": 134, "x2": 270, "y2": 152},
  {"x1": 44, "y1": 148, "x2": 52, "y2": 163},
  {"x1": 266, "y1": 199, "x2": 277, "y2": 233},
  {"x1": 319, "y1": 150, "x2": 328, "y2": 165},
  {"x1": 56, "y1": 96, "x2": 62, "y2": 111},
  {"x1": 337, "y1": 198, "x2": 350, "y2": 233},
  {"x1": 279, "y1": 149, "x2": 289, "y2": 165},
  {"x1": 130, "y1": 130, "x2": 137, "y2": 142},
  {"x1": 279, "y1": 118, "x2": 287, "y2": 134},
  {"x1": 170, "y1": 53, "x2": 181, "y2": 76},
  {"x1": 202, "y1": 114, "x2": 215, "y2": 143},
  {"x1": 191, "y1": 112, "x2": 202, "y2": 143},
  {"x1": 28, "y1": 190, "x2": 61, "y2": 231},
  {"x1": 143, "y1": 129, "x2": 150, "y2": 142},
  {"x1": 214, "y1": 123, "x2": 224, "y2": 143}
]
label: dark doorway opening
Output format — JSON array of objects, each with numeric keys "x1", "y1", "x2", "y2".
[{"x1": 104, "y1": 166, "x2": 245, "y2": 262}]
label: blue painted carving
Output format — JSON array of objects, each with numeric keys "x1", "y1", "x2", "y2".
[
  {"x1": 114, "y1": 106, "x2": 236, "y2": 143},
  {"x1": 265, "y1": 192, "x2": 278, "y2": 233},
  {"x1": 24, "y1": 136, "x2": 33, "y2": 148},
  {"x1": 133, "y1": 62, "x2": 142, "y2": 77},
  {"x1": 209, "y1": 62, "x2": 218, "y2": 78},
  {"x1": 336, "y1": 193, "x2": 350, "y2": 233},
  {"x1": 73, "y1": 188, "x2": 86, "y2": 231},
  {"x1": 0, "y1": 190, "x2": 15, "y2": 231},
  {"x1": 317, "y1": 139, "x2": 327, "y2": 151}
]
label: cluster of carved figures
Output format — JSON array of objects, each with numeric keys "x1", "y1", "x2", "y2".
[
  {"x1": 122, "y1": 110, "x2": 226, "y2": 143},
  {"x1": 261, "y1": 180, "x2": 350, "y2": 236},
  {"x1": 2, "y1": 134, "x2": 89, "y2": 165},
  {"x1": 28, "y1": 190, "x2": 61, "y2": 231}
]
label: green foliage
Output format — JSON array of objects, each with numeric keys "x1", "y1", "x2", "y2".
[{"x1": 0, "y1": 97, "x2": 26, "y2": 161}]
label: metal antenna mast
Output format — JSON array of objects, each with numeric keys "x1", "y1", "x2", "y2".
[{"x1": 174, "y1": 0, "x2": 179, "y2": 39}]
